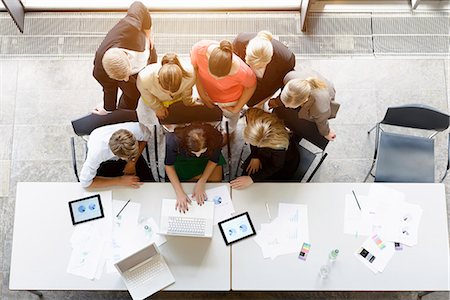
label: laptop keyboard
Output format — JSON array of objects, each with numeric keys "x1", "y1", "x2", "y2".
[
  {"x1": 168, "y1": 216, "x2": 206, "y2": 236},
  {"x1": 126, "y1": 259, "x2": 165, "y2": 288}
]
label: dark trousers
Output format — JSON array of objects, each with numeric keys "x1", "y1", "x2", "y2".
[
  {"x1": 117, "y1": 48, "x2": 158, "y2": 110},
  {"x1": 96, "y1": 155, "x2": 155, "y2": 182}
]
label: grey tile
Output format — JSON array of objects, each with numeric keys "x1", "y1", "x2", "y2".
[
  {"x1": 371, "y1": 60, "x2": 446, "y2": 92},
  {"x1": 325, "y1": 124, "x2": 375, "y2": 160},
  {"x1": 0, "y1": 61, "x2": 18, "y2": 93},
  {"x1": 304, "y1": 59, "x2": 376, "y2": 91},
  {"x1": 16, "y1": 59, "x2": 99, "y2": 91},
  {"x1": 12, "y1": 125, "x2": 74, "y2": 161},
  {"x1": 0, "y1": 92, "x2": 16, "y2": 125},
  {"x1": 375, "y1": 89, "x2": 448, "y2": 121},
  {"x1": 0, "y1": 161, "x2": 10, "y2": 197},
  {"x1": 445, "y1": 59, "x2": 449, "y2": 90},
  {"x1": 0, "y1": 126, "x2": 13, "y2": 160},
  {"x1": 2, "y1": 240, "x2": 11, "y2": 274},
  {"x1": 14, "y1": 89, "x2": 93, "y2": 125},
  {"x1": 311, "y1": 159, "x2": 373, "y2": 182},
  {"x1": 332, "y1": 89, "x2": 377, "y2": 125},
  {"x1": 1, "y1": 198, "x2": 14, "y2": 244}
]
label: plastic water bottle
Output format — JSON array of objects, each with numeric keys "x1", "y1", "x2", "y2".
[{"x1": 319, "y1": 249, "x2": 339, "y2": 279}]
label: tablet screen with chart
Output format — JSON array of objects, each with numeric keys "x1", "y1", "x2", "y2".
[
  {"x1": 218, "y1": 212, "x2": 256, "y2": 245},
  {"x1": 69, "y1": 194, "x2": 104, "y2": 225}
]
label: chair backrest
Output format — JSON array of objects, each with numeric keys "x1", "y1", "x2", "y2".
[
  {"x1": 71, "y1": 109, "x2": 138, "y2": 136},
  {"x1": 381, "y1": 104, "x2": 450, "y2": 131},
  {"x1": 159, "y1": 105, "x2": 222, "y2": 125}
]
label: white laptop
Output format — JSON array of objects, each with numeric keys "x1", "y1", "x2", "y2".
[
  {"x1": 115, "y1": 243, "x2": 175, "y2": 300},
  {"x1": 160, "y1": 198, "x2": 214, "y2": 238}
]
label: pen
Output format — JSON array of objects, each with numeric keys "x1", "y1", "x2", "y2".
[
  {"x1": 352, "y1": 190, "x2": 362, "y2": 211},
  {"x1": 265, "y1": 202, "x2": 272, "y2": 221},
  {"x1": 116, "y1": 199, "x2": 131, "y2": 218}
]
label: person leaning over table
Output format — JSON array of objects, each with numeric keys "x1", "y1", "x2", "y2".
[
  {"x1": 92, "y1": 1, "x2": 157, "y2": 115},
  {"x1": 190, "y1": 39, "x2": 257, "y2": 133},
  {"x1": 79, "y1": 122, "x2": 154, "y2": 189},
  {"x1": 232, "y1": 30, "x2": 295, "y2": 107},
  {"x1": 165, "y1": 123, "x2": 225, "y2": 213},
  {"x1": 230, "y1": 108, "x2": 300, "y2": 190},
  {"x1": 269, "y1": 67, "x2": 340, "y2": 141}
]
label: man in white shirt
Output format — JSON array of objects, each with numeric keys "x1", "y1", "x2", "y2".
[{"x1": 79, "y1": 122, "x2": 154, "y2": 188}]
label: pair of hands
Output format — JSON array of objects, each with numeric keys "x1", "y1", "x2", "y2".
[{"x1": 175, "y1": 181, "x2": 207, "y2": 213}]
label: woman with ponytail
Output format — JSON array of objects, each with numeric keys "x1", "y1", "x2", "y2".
[
  {"x1": 232, "y1": 30, "x2": 295, "y2": 107},
  {"x1": 190, "y1": 39, "x2": 257, "y2": 133},
  {"x1": 137, "y1": 52, "x2": 197, "y2": 120},
  {"x1": 271, "y1": 67, "x2": 340, "y2": 141}
]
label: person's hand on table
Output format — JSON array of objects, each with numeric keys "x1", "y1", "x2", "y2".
[
  {"x1": 119, "y1": 175, "x2": 143, "y2": 188},
  {"x1": 230, "y1": 176, "x2": 254, "y2": 190},
  {"x1": 175, "y1": 192, "x2": 192, "y2": 213},
  {"x1": 246, "y1": 158, "x2": 262, "y2": 175},
  {"x1": 192, "y1": 181, "x2": 207, "y2": 205}
]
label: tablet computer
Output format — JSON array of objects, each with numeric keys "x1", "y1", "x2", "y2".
[
  {"x1": 218, "y1": 212, "x2": 256, "y2": 246},
  {"x1": 68, "y1": 194, "x2": 104, "y2": 225}
]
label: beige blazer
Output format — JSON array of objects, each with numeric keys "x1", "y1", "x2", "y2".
[{"x1": 137, "y1": 62, "x2": 196, "y2": 111}]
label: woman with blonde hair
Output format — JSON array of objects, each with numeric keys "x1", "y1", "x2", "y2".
[
  {"x1": 190, "y1": 39, "x2": 257, "y2": 132},
  {"x1": 230, "y1": 108, "x2": 300, "y2": 189},
  {"x1": 232, "y1": 30, "x2": 295, "y2": 107},
  {"x1": 137, "y1": 52, "x2": 205, "y2": 121},
  {"x1": 271, "y1": 67, "x2": 340, "y2": 141}
]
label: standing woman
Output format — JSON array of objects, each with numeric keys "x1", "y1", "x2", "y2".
[
  {"x1": 165, "y1": 123, "x2": 225, "y2": 212},
  {"x1": 92, "y1": 1, "x2": 157, "y2": 114},
  {"x1": 271, "y1": 67, "x2": 340, "y2": 141},
  {"x1": 230, "y1": 108, "x2": 300, "y2": 190},
  {"x1": 137, "y1": 52, "x2": 197, "y2": 121},
  {"x1": 232, "y1": 30, "x2": 295, "y2": 107},
  {"x1": 190, "y1": 40, "x2": 257, "y2": 132}
]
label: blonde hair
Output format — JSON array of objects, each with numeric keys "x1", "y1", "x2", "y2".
[
  {"x1": 244, "y1": 108, "x2": 289, "y2": 149},
  {"x1": 281, "y1": 77, "x2": 327, "y2": 108},
  {"x1": 245, "y1": 31, "x2": 274, "y2": 68},
  {"x1": 209, "y1": 40, "x2": 233, "y2": 77},
  {"x1": 109, "y1": 129, "x2": 139, "y2": 161},
  {"x1": 102, "y1": 48, "x2": 131, "y2": 81},
  {"x1": 159, "y1": 52, "x2": 190, "y2": 93}
]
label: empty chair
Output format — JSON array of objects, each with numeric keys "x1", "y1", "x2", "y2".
[{"x1": 365, "y1": 104, "x2": 450, "y2": 183}]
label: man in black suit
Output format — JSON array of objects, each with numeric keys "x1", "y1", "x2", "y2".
[{"x1": 92, "y1": 1, "x2": 157, "y2": 115}]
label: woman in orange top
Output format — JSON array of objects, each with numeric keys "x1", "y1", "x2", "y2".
[{"x1": 190, "y1": 40, "x2": 257, "y2": 132}]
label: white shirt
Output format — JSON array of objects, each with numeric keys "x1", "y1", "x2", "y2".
[
  {"x1": 121, "y1": 47, "x2": 150, "y2": 75},
  {"x1": 79, "y1": 122, "x2": 151, "y2": 188},
  {"x1": 251, "y1": 65, "x2": 266, "y2": 79}
]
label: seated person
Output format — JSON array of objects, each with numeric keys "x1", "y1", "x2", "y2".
[
  {"x1": 270, "y1": 66, "x2": 340, "y2": 141},
  {"x1": 230, "y1": 108, "x2": 300, "y2": 190},
  {"x1": 138, "y1": 52, "x2": 213, "y2": 122},
  {"x1": 232, "y1": 30, "x2": 295, "y2": 107},
  {"x1": 79, "y1": 122, "x2": 154, "y2": 188},
  {"x1": 165, "y1": 123, "x2": 225, "y2": 212}
]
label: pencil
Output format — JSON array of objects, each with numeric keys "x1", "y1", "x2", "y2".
[
  {"x1": 352, "y1": 190, "x2": 362, "y2": 211},
  {"x1": 116, "y1": 199, "x2": 131, "y2": 217},
  {"x1": 265, "y1": 202, "x2": 272, "y2": 221}
]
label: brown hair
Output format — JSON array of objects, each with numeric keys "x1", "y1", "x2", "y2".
[
  {"x1": 159, "y1": 52, "x2": 190, "y2": 93},
  {"x1": 109, "y1": 129, "x2": 139, "y2": 161},
  {"x1": 174, "y1": 123, "x2": 223, "y2": 157},
  {"x1": 244, "y1": 108, "x2": 289, "y2": 149},
  {"x1": 209, "y1": 40, "x2": 233, "y2": 77}
]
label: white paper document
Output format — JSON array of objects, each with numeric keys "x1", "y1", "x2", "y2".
[
  {"x1": 355, "y1": 234, "x2": 395, "y2": 274},
  {"x1": 254, "y1": 203, "x2": 309, "y2": 260},
  {"x1": 204, "y1": 185, "x2": 235, "y2": 224},
  {"x1": 344, "y1": 195, "x2": 373, "y2": 236}
]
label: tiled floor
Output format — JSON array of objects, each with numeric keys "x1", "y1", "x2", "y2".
[{"x1": 0, "y1": 57, "x2": 449, "y2": 299}]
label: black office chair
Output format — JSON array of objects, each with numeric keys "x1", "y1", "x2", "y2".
[
  {"x1": 70, "y1": 109, "x2": 154, "y2": 182},
  {"x1": 155, "y1": 104, "x2": 232, "y2": 182},
  {"x1": 365, "y1": 104, "x2": 450, "y2": 183}
]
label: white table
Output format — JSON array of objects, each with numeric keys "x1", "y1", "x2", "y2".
[
  {"x1": 231, "y1": 183, "x2": 450, "y2": 291},
  {"x1": 10, "y1": 182, "x2": 230, "y2": 291}
]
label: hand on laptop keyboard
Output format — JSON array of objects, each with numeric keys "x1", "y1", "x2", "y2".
[
  {"x1": 192, "y1": 181, "x2": 207, "y2": 206},
  {"x1": 175, "y1": 192, "x2": 192, "y2": 213}
]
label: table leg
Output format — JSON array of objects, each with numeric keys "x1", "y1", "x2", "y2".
[{"x1": 27, "y1": 290, "x2": 43, "y2": 297}]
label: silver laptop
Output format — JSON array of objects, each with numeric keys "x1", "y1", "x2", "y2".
[
  {"x1": 160, "y1": 198, "x2": 214, "y2": 238},
  {"x1": 114, "y1": 243, "x2": 175, "y2": 300}
]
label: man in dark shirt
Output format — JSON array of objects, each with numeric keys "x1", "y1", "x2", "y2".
[{"x1": 92, "y1": 1, "x2": 157, "y2": 114}]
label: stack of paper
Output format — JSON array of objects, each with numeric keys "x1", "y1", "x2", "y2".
[
  {"x1": 343, "y1": 185, "x2": 423, "y2": 274},
  {"x1": 254, "y1": 203, "x2": 309, "y2": 260},
  {"x1": 67, "y1": 191, "x2": 112, "y2": 280},
  {"x1": 204, "y1": 185, "x2": 235, "y2": 224}
]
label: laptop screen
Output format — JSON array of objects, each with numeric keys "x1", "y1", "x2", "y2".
[{"x1": 116, "y1": 244, "x2": 158, "y2": 273}]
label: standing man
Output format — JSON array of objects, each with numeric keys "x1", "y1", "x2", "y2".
[{"x1": 93, "y1": 1, "x2": 157, "y2": 115}]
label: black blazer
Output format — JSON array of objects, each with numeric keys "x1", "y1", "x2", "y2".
[
  {"x1": 93, "y1": 1, "x2": 152, "y2": 111},
  {"x1": 233, "y1": 33, "x2": 295, "y2": 106}
]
